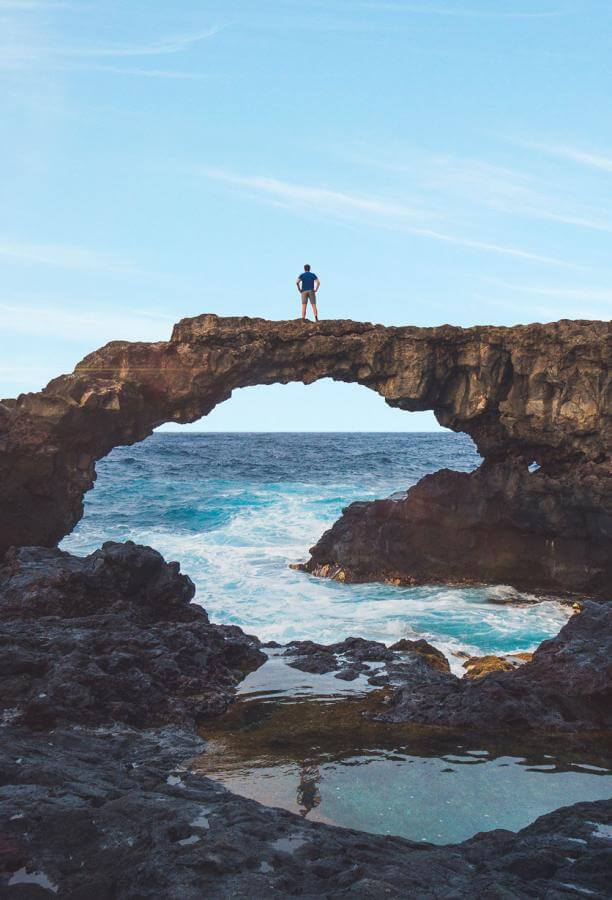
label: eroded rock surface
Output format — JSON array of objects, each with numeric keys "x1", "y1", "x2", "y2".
[
  {"x1": 0, "y1": 539, "x2": 610, "y2": 897},
  {"x1": 377, "y1": 602, "x2": 612, "y2": 732},
  {"x1": 1, "y1": 726, "x2": 611, "y2": 898},
  {"x1": 0, "y1": 315, "x2": 610, "y2": 594},
  {"x1": 0, "y1": 541, "x2": 265, "y2": 729},
  {"x1": 284, "y1": 636, "x2": 450, "y2": 683},
  {"x1": 462, "y1": 652, "x2": 532, "y2": 680},
  {"x1": 302, "y1": 459, "x2": 612, "y2": 596}
]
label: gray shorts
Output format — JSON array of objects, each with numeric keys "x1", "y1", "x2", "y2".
[{"x1": 301, "y1": 290, "x2": 317, "y2": 304}]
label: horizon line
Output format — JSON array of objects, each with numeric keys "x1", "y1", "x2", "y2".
[{"x1": 154, "y1": 429, "x2": 451, "y2": 434}]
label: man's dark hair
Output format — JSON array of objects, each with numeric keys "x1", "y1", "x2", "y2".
[{"x1": 304, "y1": 264, "x2": 311, "y2": 271}]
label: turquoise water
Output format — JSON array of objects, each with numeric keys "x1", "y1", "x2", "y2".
[
  {"x1": 196, "y1": 655, "x2": 612, "y2": 844},
  {"x1": 62, "y1": 432, "x2": 571, "y2": 662}
]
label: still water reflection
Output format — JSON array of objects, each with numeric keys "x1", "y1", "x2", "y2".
[{"x1": 193, "y1": 657, "x2": 612, "y2": 845}]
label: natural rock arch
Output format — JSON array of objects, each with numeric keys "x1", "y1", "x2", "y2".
[{"x1": 0, "y1": 315, "x2": 610, "y2": 594}]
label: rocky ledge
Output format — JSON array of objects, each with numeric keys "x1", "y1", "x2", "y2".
[
  {"x1": 301, "y1": 458, "x2": 612, "y2": 596},
  {"x1": 375, "y1": 600, "x2": 612, "y2": 733},
  {"x1": 0, "y1": 541, "x2": 265, "y2": 730},
  {"x1": 279, "y1": 604, "x2": 612, "y2": 734},
  {"x1": 1, "y1": 315, "x2": 610, "y2": 595}
]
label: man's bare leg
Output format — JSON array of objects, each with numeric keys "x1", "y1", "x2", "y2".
[
  {"x1": 311, "y1": 299, "x2": 319, "y2": 322},
  {"x1": 301, "y1": 300, "x2": 308, "y2": 320}
]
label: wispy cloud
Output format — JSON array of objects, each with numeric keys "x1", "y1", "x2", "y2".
[
  {"x1": 0, "y1": 23, "x2": 224, "y2": 74},
  {"x1": 357, "y1": 3, "x2": 568, "y2": 19},
  {"x1": 0, "y1": 1, "x2": 75, "y2": 8},
  {"x1": 53, "y1": 27, "x2": 223, "y2": 59},
  {"x1": 0, "y1": 239, "x2": 145, "y2": 274},
  {"x1": 0, "y1": 301, "x2": 174, "y2": 341},
  {"x1": 477, "y1": 276, "x2": 612, "y2": 322},
  {"x1": 482, "y1": 295, "x2": 609, "y2": 323},
  {"x1": 49, "y1": 63, "x2": 212, "y2": 80},
  {"x1": 198, "y1": 167, "x2": 429, "y2": 220},
  {"x1": 345, "y1": 148, "x2": 612, "y2": 233},
  {"x1": 428, "y1": 157, "x2": 612, "y2": 231},
  {"x1": 198, "y1": 166, "x2": 568, "y2": 265},
  {"x1": 517, "y1": 140, "x2": 612, "y2": 173}
]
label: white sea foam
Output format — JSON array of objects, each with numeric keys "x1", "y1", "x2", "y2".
[{"x1": 62, "y1": 435, "x2": 572, "y2": 659}]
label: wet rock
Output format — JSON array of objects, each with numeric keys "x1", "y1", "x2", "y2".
[
  {"x1": 284, "y1": 636, "x2": 394, "y2": 676},
  {"x1": 1, "y1": 724, "x2": 611, "y2": 898},
  {"x1": 0, "y1": 542, "x2": 266, "y2": 729},
  {"x1": 328, "y1": 637, "x2": 393, "y2": 662},
  {"x1": 463, "y1": 652, "x2": 534, "y2": 680},
  {"x1": 378, "y1": 601, "x2": 612, "y2": 733},
  {"x1": 283, "y1": 639, "x2": 327, "y2": 656},
  {"x1": 304, "y1": 461, "x2": 612, "y2": 598},
  {"x1": 486, "y1": 593, "x2": 539, "y2": 606},
  {"x1": 287, "y1": 652, "x2": 338, "y2": 675},
  {"x1": 389, "y1": 638, "x2": 451, "y2": 673},
  {"x1": 368, "y1": 673, "x2": 390, "y2": 686},
  {"x1": 334, "y1": 667, "x2": 361, "y2": 681}
]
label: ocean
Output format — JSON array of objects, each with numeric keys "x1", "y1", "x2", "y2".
[
  {"x1": 62, "y1": 432, "x2": 571, "y2": 663},
  {"x1": 62, "y1": 432, "x2": 609, "y2": 843}
]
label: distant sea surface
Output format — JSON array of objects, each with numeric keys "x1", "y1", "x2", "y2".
[{"x1": 62, "y1": 433, "x2": 571, "y2": 662}]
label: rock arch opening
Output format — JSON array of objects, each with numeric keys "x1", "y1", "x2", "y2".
[
  {"x1": 60, "y1": 420, "x2": 571, "y2": 660},
  {"x1": 0, "y1": 314, "x2": 609, "y2": 596}
]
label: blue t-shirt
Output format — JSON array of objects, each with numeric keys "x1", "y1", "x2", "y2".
[{"x1": 299, "y1": 272, "x2": 317, "y2": 291}]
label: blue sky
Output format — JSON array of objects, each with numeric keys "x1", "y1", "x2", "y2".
[{"x1": 1, "y1": 0, "x2": 611, "y2": 431}]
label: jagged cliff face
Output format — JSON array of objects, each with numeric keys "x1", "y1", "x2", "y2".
[{"x1": 0, "y1": 315, "x2": 610, "y2": 593}]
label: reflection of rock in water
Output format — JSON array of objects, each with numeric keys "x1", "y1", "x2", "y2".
[{"x1": 297, "y1": 763, "x2": 321, "y2": 817}]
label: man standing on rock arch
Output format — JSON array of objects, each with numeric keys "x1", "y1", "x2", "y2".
[{"x1": 296, "y1": 264, "x2": 320, "y2": 322}]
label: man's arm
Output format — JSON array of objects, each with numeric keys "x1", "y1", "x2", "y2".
[
  {"x1": 314, "y1": 278, "x2": 320, "y2": 292},
  {"x1": 296, "y1": 277, "x2": 302, "y2": 292}
]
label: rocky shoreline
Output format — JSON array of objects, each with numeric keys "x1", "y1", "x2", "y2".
[
  {"x1": 1, "y1": 541, "x2": 611, "y2": 897},
  {"x1": 0, "y1": 315, "x2": 610, "y2": 895},
  {"x1": 300, "y1": 460, "x2": 612, "y2": 597},
  {"x1": 3, "y1": 723, "x2": 611, "y2": 899}
]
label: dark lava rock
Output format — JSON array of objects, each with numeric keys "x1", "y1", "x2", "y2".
[
  {"x1": 378, "y1": 602, "x2": 612, "y2": 732},
  {"x1": 485, "y1": 593, "x2": 539, "y2": 606},
  {"x1": 287, "y1": 652, "x2": 339, "y2": 675},
  {"x1": 0, "y1": 541, "x2": 266, "y2": 729},
  {"x1": 283, "y1": 639, "x2": 327, "y2": 656},
  {"x1": 1, "y1": 725, "x2": 611, "y2": 898},
  {"x1": 328, "y1": 636, "x2": 393, "y2": 662},
  {"x1": 284, "y1": 637, "x2": 393, "y2": 674},
  {"x1": 368, "y1": 673, "x2": 391, "y2": 686},
  {"x1": 303, "y1": 460, "x2": 612, "y2": 598},
  {"x1": 334, "y1": 667, "x2": 361, "y2": 681},
  {"x1": 389, "y1": 638, "x2": 451, "y2": 673}
]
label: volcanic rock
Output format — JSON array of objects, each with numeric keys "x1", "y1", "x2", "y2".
[
  {"x1": 389, "y1": 638, "x2": 451, "y2": 673},
  {"x1": 287, "y1": 651, "x2": 339, "y2": 675},
  {"x1": 303, "y1": 459, "x2": 612, "y2": 596},
  {"x1": 2, "y1": 725, "x2": 611, "y2": 898},
  {"x1": 378, "y1": 601, "x2": 612, "y2": 732},
  {"x1": 284, "y1": 636, "x2": 401, "y2": 676},
  {"x1": 0, "y1": 541, "x2": 265, "y2": 729},
  {"x1": 1, "y1": 315, "x2": 610, "y2": 596},
  {"x1": 462, "y1": 652, "x2": 532, "y2": 679}
]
